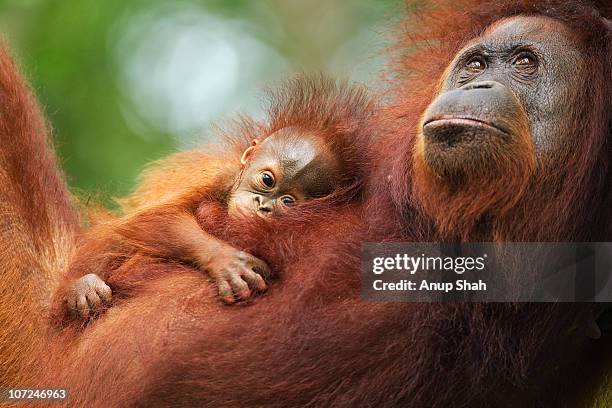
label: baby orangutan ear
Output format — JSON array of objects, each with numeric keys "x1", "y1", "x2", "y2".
[{"x1": 240, "y1": 139, "x2": 260, "y2": 167}]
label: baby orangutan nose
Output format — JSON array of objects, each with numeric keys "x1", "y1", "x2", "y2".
[{"x1": 255, "y1": 195, "x2": 273, "y2": 216}]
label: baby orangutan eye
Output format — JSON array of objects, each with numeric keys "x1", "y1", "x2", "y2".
[
  {"x1": 260, "y1": 171, "x2": 275, "y2": 188},
  {"x1": 280, "y1": 195, "x2": 296, "y2": 206}
]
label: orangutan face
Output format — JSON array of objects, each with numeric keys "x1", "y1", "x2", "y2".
[
  {"x1": 228, "y1": 128, "x2": 341, "y2": 218},
  {"x1": 419, "y1": 16, "x2": 585, "y2": 180}
]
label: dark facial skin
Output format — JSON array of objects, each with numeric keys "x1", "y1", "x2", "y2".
[
  {"x1": 420, "y1": 16, "x2": 585, "y2": 177},
  {"x1": 228, "y1": 128, "x2": 341, "y2": 218}
]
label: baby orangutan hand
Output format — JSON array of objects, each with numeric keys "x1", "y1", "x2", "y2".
[
  {"x1": 206, "y1": 248, "x2": 270, "y2": 304},
  {"x1": 64, "y1": 273, "x2": 113, "y2": 319}
]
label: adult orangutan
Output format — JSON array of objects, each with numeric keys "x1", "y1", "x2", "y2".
[{"x1": 1, "y1": 1, "x2": 612, "y2": 408}]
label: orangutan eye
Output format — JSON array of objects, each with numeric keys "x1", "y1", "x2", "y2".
[
  {"x1": 465, "y1": 56, "x2": 486, "y2": 72},
  {"x1": 260, "y1": 171, "x2": 275, "y2": 188},
  {"x1": 280, "y1": 195, "x2": 296, "y2": 206},
  {"x1": 513, "y1": 52, "x2": 537, "y2": 67}
]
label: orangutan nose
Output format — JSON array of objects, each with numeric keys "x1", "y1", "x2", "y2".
[
  {"x1": 255, "y1": 196, "x2": 273, "y2": 215},
  {"x1": 421, "y1": 80, "x2": 522, "y2": 145}
]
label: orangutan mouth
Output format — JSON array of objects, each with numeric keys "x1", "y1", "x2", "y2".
[{"x1": 423, "y1": 117, "x2": 509, "y2": 146}]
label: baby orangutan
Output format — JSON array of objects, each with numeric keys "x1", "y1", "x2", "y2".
[{"x1": 59, "y1": 76, "x2": 373, "y2": 320}]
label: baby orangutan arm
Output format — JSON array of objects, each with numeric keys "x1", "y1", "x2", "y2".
[
  {"x1": 156, "y1": 211, "x2": 270, "y2": 304},
  {"x1": 59, "y1": 150, "x2": 273, "y2": 321},
  {"x1": 114, "y1": 208, "x2": 270, "y2": 303},
  {"x1": 64, "y1": 211, "x2": 270, "y2": 319}
]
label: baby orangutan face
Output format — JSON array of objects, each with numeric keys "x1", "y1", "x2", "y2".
[{"x1": 228, "y1": 127, "x2": 341, "y2": 218}]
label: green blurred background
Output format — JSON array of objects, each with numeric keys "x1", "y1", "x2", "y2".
[{"x1": 0, "y1": 0, "x2": 399, "y2": 198}]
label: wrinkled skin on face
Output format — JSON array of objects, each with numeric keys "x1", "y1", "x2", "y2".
[
  {"x1": 412, "y1": 16, "x2": 589, "y2": 237},
  {"x1": 228, "y1": 127, "x2": 342, "y2": 218},
  {"x1": 419, "y1": 15, "x2": 585, "y2": 181}
]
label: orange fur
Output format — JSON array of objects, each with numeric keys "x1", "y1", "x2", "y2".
[
  {"x1": 0, "y1": 2, "x2": 611, "y2": 407},
  {"x1": 49, "y1": 75, "x2": 376, "y2": 326},
  {"x1": 0, "y1": 43, "x2": 79, "y2": 388}
]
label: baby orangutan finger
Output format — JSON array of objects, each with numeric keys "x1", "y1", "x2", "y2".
[
  {"x1": 217, "y1": 280, "x2": 235, "y2": 304},
  {"x1": 76, "y1": 295, "x2": 90, "y2": 319},
  {"x1": 241, "y1": 269, "x2": 267, "y2": 292},
  {"x1": 250, "y1": 258, "x2": 271, "y2": 280},
  {"x1": 96, "y1": 281, "x2": 113, "y2": 303},
  {"x1": 85, "y1": 292, "x2": 101, "y2": 310},
  {"x1": 65, "y1": 296, "x2": 78, "y2": 319},
  {"x1": 230, "y1": 275, "x2": 251, "y2": 300}
]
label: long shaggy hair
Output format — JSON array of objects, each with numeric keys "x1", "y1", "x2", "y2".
[
  {"x1": 362, "y1": 0, "x2": 612, "y2": 405},
  {"x1": 46, "y1": 2, "x2": 612, "y2": 405},
  {"x1": 48, "y1": 75, "x2": 377, "y2": 326},
  {"x1": 371, "y1": 0, "x2": 612, "y2": 242},
  {"x1": 1, "y1": 2, "x2": 611, "y2": 407}
]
